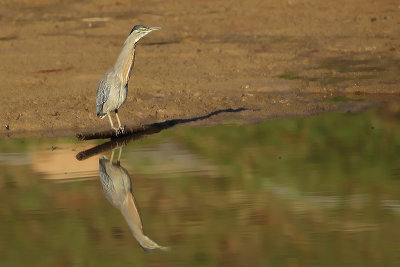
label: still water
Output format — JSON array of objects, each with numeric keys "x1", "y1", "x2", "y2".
[{"x1": 0, "y1": 107, "x2": 399, "y2": 266}]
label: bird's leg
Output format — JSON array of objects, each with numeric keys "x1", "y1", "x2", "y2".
[
  {"x1": 110, "y1": 149, "x2": 115, "y2": 162},
  {"x1": 114, "y1": 110, "x2": 125, "y2": 134},
  {"x1": 117, "y1": 147, "x2": 123, "y2": 163},
  {"x1": 115, "y1": 110, "x2": 122, "y2": 128},
  {"x1": 107, "y1": 113, "x2": 119, "y2": 135}
]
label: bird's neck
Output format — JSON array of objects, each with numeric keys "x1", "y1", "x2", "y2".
[
  {"x1": 113, "y1": 39, "x2": 137, "y2": 86},
  {"x1": 120, "y1": 193, "x2": 143, "y2": 234}
]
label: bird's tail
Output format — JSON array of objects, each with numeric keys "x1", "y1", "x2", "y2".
[
  {"x1": 97, "y1": 111, "x2": 106, "y2": 119},
  {"x1": 97, "y1": 104, "x2": 106, "y2": 118}
]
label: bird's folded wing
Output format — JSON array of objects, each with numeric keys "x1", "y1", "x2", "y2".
[{"x1": 96, "y1": 76, "x2": 111, "y2": 114}]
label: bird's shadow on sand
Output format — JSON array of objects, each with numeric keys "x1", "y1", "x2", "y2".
[{"x1": 76, "y1": 107, "x2": 247, "y2": 161}]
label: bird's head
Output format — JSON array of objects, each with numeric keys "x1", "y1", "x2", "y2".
[{"x1": 128, "y1": 25, "x2": 161, "y2": 43}]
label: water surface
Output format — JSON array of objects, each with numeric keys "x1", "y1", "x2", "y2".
[{"x1": 0, "y1": 107, "x2": 399, "y2": 266}]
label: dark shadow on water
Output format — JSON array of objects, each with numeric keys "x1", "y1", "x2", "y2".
[{"x1": 76, "y1": 107, "x2": 247, "y2": 160}]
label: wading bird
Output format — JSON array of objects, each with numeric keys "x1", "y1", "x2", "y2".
[
  {"x1": 99, "y1": 150, "x2": 169, "y2": 252},
  {"x1": 96, "y1": 25, "x2": 161, "y2": 134}
]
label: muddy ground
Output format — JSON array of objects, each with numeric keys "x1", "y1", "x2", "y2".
[{"x1": 0, "y1": 0, "x2": 399, "y2": 138}]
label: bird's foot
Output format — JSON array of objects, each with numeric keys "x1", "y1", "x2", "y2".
[
  {"x1": 114, "y1": 126, "x2": 126, "y2": 136},
  {"x1": 117, "y1": 125, "x2": 126, "y2": 135},
  {"x1": 112, "y1": 127, "x2": 121, "y2": 136}
]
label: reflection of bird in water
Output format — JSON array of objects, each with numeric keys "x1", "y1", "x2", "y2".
[
  {"x1": 99, "y1": 149, "x2": 169, "y2": 252},
  {"x1": 96, "y1": 25, "x2": 161, "y2": 134}
]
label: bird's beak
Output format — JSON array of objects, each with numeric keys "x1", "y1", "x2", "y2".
[{"x1": 148, "y1": 27, "x2": 161, "y2": 31}]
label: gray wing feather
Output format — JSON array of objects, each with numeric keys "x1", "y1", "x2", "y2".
[
  {"x1": 99, "y1": 161, "x2": 117, "y2": 205},
  {"x1": 96, "y1": 76, "x2": 111, "y2": 116},
  {"x1": 99, "y1": 160, "x2": 113, "y2": 191}
]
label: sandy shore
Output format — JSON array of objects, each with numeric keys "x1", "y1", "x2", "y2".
[{"x1": 1, "y1": 0, "x2": 399, "y2": 138}]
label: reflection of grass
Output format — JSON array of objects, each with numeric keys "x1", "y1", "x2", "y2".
[
  {"x1": 0, "y1": 137, "x2": 82, "y2": 153},
  {"x1": 176, "y1": 107, "x2": 400, "y2": 193},
  {"x1": 1, "y1": 108, "x2": 400, "y2": 266}
]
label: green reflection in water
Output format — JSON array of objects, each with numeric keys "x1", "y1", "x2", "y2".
[{"x1": 0, "y1": 107, "x2": 399, "y2": 266}]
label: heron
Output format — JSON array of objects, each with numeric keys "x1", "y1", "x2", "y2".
[
  {"x1": 99, "y1": 150, "x2": 169, "y2": 252},
  {"x1": 96, "y1": 25, "x2": 161, "y2": 134}
]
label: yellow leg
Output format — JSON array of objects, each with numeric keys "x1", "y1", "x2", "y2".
[
  {"x1": 107, "y1": 113, "x2": 119, "y2": 134},
  {"x1": 110, "y1": 149, "x2": 115, "y2": 162},
  {"x1": 115, "y1": 112, "x2": 122, "y2": 129},
  {"x1": 107, "y1": 113, "x2": 116, "y2": 129},
  {"x1": 117, "y1": 147, "x2": 123, "y2": 162},
  {"x1": 115, "y1": 112, "x2": 125, "y2": 134}
]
